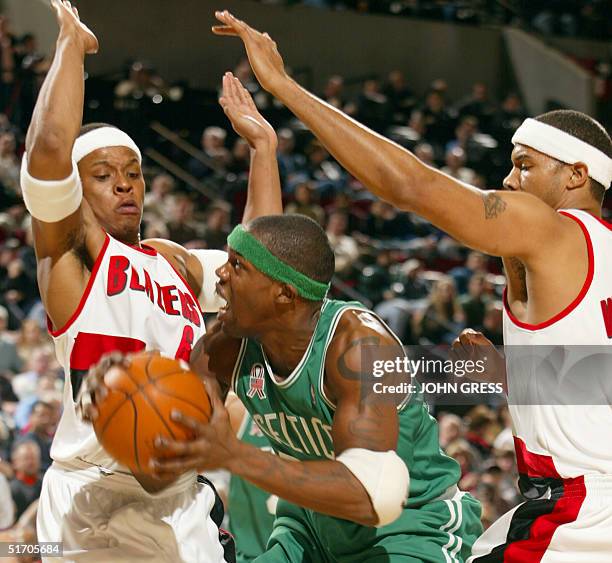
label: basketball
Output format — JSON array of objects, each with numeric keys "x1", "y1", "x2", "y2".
[{"x1": 92, "y1": 351, "x2": 211, "y2": 474}]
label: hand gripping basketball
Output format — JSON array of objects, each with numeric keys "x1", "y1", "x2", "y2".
[{"x1": 87, "y1": 351, "x2": 212, "y2": 475}]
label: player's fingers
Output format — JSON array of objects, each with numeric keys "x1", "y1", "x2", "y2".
[
  {"x1": 233, "y1": 76, "x2": 252, "y2": 107},
  {"x1": 170, "y1": 409, "x2": 207, "y2": 433},
  {"x1": 150, "y1": 456, "x2": 201, "y2": 476},
  {"x1": 153, "y1": 436, "x2": 188, "y2": 454},
  {"x1": 211, "y1": 25, "x2": 239, "y2": 37}
]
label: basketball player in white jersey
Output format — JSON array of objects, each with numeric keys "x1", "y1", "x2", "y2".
[
  {"x1": 21, "y1": 2, "x2": 281, "y2": 561},
  {"x1": 210, "y1": 11, "x2": 612, "y2": 561}
]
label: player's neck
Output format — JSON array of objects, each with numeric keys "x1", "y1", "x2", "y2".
[{"x1": 258, "y1": 305, "x2": 322, "y2": 378}]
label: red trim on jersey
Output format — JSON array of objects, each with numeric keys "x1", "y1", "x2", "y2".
[
  {"x1": 70, "y1": 332, "x2": 146, "y2": 370},
  {"x1": 504, "y1": 476, "x2": 586, "y2": 562},
  {"x1": 503, "y1": 212, "x2": 594, "y2": 331},
  {"x1": 47, "y1": 235, "x2": 111, "y2": 337},
  {"x1": 112, "y1": 235, "x2": 157, "y2": 256},
  {"x1": 159, "y1": 252, "x2": 205, "y2": 318},
  {"x1": 513, "y1": 436, "x2": 561, "y2": 479}
]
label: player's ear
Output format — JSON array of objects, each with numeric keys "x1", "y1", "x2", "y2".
[
  {"x1": 276, "y1": 282, "x2": 298, "y2": 304},
  {"x1": 566, "y1": 162, "x2": 589, "y2": 191}
]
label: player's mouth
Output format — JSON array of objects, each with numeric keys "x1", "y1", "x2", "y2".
[
  {"x1": 116, "y1": 199, "x2": 141, "y2": 215},
  {"x1": 216, "y1": 283, "x2": 231, "y2": 319}
]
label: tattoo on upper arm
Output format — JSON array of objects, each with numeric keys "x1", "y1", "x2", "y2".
[{"x1": 482, "y1": 192, "x2": 507, "y2": 219}]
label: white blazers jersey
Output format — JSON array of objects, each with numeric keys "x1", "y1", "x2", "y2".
[
  {"x1": 503, "y1": 209, "x2": 612, "y2": 491},
  {"x1": 49, "y1": 233, "x2": 206, "y2": 469}
]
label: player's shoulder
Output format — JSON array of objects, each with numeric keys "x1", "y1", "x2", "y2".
[{"x1": 326, "y1": 308, "x2": 399, "y2": 365}]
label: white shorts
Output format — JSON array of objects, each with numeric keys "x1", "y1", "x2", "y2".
[
  {"x1": 469, "y1": 474, "x2": 612, "y2": 563},
  {"x1": 37, "y1": 459, "x2": 226, "y2": 563}
]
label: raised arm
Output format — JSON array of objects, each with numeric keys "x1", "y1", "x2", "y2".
[
  {"x1": 212, "y1": 11, "x2": 568, "y2": 262},
  {"x1": 151, "y1": 312, "x2": 408, "y2": 527},
  {"x1": 22, "y1": 2, "x2": 102, "y2": 330},
  {"x1": 219, "y1": 72, "x2": 282, "y2": 222}
]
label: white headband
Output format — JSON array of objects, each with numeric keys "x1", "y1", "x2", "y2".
[
  {"x1": 72, "y1": 127, "x2": 142, "y2": 164},
  {"x1": 512, "y1": 118, "x2": 612, "y2": 189}
]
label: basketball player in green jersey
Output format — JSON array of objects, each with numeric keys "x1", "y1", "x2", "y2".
[
  {"x1": 141, "y1": 213, "x2": 483, "y2": 562},
  {"x1": 225, "y1": 394, "x2": 277, "y2": 562}
]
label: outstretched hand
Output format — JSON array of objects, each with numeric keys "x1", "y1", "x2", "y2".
[
  {"x1": 212, "y1": 10, "x2": 289, "y2": 96},
  {"x1": 51, "y1": 0, "x2": 98, "y2": 55},
  {"x1": 220, "y1": 72, "x2": 277, "y2": 148}
]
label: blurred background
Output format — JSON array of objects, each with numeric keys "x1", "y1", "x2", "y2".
[{"x1": 0, "y1": 0, "x2": 609, "y2": 550}]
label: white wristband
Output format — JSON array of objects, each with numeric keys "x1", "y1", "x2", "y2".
[
  {"x1": 336, "y1": 448, "x2": 409, "y2": 527},
  {"x1": 20, "y1": 154, "x2": 83, "y2": 222}
]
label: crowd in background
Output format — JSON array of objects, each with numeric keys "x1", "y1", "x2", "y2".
[
  {"x1": 255, "y1": 0, "x2": 612, "y2": 40},
  {"x1": 0, "y1": 9, "x2": 610, "y2": 552}
]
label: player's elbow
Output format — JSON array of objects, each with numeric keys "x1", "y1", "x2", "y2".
[
  {"x1": 348, "y1": 497, "x2": 379, "y2": 527},
  {"x1": 26, "y1": 130, "x2": 73, "y2": 175}
]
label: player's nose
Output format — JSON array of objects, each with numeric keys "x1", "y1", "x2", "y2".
[
  {"x1": 114, "y1": 173, "x2": 134, "y2": 194},
  {"x1": 502, "y1": 168, "x2": 518, "y2": 191},
  {"x1": 215, "y1": 261, "x2": 230, "y2": 280}
]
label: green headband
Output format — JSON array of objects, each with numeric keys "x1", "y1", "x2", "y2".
[{"x1": 227, "y1": 225, "x2": 330, "y2": 301}]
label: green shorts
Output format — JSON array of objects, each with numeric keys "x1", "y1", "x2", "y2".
[{"x1": 254, "y1": 491, "x2": 482, "y2": 563}]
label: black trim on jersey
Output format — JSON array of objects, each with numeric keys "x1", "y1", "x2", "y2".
[
  {"x1": 197, "y1": 475, "x2": 236, "y2": 563},
  {"x1": 70, "y1": 368, "x2": 88, "y2": 402},
  {"x1": 471, "y1": 485, "x2": 561, "y2": 562}
]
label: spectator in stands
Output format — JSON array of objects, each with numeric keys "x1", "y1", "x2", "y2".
[
  {"x1": 326, "y1": 211, "x2": 359, "y2": 276},
  {"x1": 143, "y1": 173, "x2": 175, "y2": 221},
  {"x1": 346, "y1": 78, "x2": 391, "y2": 133},
  {"x1": 14, "y1": 401, "x2": 54, "y2": 472},
  {"x1": 188, "y1": 126, "x2": 231, "y2": 179},
  {"x1": 0, "y1": 470, "x2": 14, "y2": 530},
  {"x1": 383, "y1": 70, "x2": 416, "y2": 125},
  {"x1": 441, "y1": 146, "x2": 476, "y2": 185},
  {"x1": 0, "y1": 131, "x2": 20, "y2": 198},
  {"x1": 320, "y1": 75, "x2": 346, "y2": 110},
  {"x1": 356, "y1": 250, "x2": 392, "y2": 305},
  {"x1": 285, "y1": 181, "x2": 325, "y2": 225},
  {"x1": 363, "y1": 200, "x2": 413, "y2": 240},
  {"x1": 228, "y1": 138, "x2": 251, "y2": 177},
  {"x1": 480, "y1": 300, "x2": 504, "y2": 345},
  {"x1": 492, "y1": 92, "x2": 527, "y2": 149},
  {"x1": 455, "y1": 82, "x2": 496, "y2": 133},
  {"x1": 459, "y1": 272, "x2": 489, "y2": 327},
  {"x1": 0, "y1": 258, "x2": 37, "y2": 331},
  {"x1": 420, "y1": 89, "x2": 455, "y2": 148},
  {"x1": 0, "y1": 306, "x2": 21, "y2": 376},
  {"x1": 413, "y1": 142, "x2": 436, "y2": 167},
  {"x1": 446, "y1": 440, "x2": 479, "y2": 492},
  {"x1": 201, "y1": 200, "x2": 231, "y2": 250},
  {"x1": 9, "y1": 441, "x2": 41, "y2": 521},
  {"x1": 414, "y1": 276, "x2": 463, "y2": 344},
  {"x1": 11, "y1": 349, "x2": 53, "y2": 402},
  {"x1": 276, "y1": 128, "x2": 306, "y2": 188},
  {"x1": 449, "y1": 250, "x2": 488, "y2": 294},
  {"x1": 304, "y1": 140, "x2": 344, "y2": 196},
  {"x1": 15, "y1": 319, "x2": 52, "y2": 365},
  {"x1": 464, "y1": 405, "x2": 497, "y2": 459},
  {"x1": 438, "y1": 413, "x2": 464, "y2": 449},
  {"x1": 165, "y1": 193, "x2": 200, "y2": 245}
]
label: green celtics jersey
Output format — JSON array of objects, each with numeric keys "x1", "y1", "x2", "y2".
[
  {"x1": 228, "y1": 412, "x2": 276, "y2": 563},
  {"x1": 232, "y1": 298, "x2": 460, "y2": 508}
]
